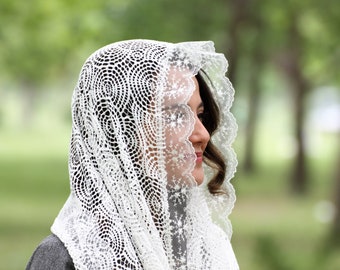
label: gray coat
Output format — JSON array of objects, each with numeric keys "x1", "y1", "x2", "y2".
[{"x1": 26, "y1": 235, "x2": 75, "y2": 270}]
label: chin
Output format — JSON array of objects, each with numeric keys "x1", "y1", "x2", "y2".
[
  {"x1": 192, "y1": 170, "x2": 204, "y2": 185},
  {"x1": 195, "y1": 178, "x2": 204, "y2": 185}
]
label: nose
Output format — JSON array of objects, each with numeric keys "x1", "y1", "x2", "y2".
[{"x1": 189, "y1": 116, "x2": 210, "y2": 147}]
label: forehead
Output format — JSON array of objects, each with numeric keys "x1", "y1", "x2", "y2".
[{"x1": 163, "y1": 67, "x2": 196, "y2": 106}]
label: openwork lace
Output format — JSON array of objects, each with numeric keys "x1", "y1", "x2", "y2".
[{"x1": 52, "y1": 39, "x2": 239, "y2": 270}]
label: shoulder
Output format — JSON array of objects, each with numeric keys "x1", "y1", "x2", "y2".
[{"x1": 26, "y1": 234, "x2": 75, "y2": 270}]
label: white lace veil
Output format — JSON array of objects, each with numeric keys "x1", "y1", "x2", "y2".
[{"x1": 51, "y1": 39, "x2": 239, "y2": 270}]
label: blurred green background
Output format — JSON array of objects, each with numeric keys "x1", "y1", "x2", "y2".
[{"x1": 0, "y1": 0, "x2": 339, "y2": 269}]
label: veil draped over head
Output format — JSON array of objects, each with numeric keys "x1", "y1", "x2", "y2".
[{"x1": 52, "y1": 39, "x2": 239, "y2": 270}]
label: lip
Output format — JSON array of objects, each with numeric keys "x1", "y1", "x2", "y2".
[{"x1": 195, "y1": 152, "x2": 203, "y2": 163}]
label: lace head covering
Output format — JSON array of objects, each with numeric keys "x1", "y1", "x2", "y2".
[{"x1": 52, "y1": 39, "x2": 238, "y2": 270}]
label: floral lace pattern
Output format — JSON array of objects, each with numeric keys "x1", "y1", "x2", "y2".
[{"x1": 52, "y1": 39, "x2": 238, "y2": 270}]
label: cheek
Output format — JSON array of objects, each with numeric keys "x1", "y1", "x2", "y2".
[{"x1": 164, "y1": 128, "x2": 196, "y2": 185}]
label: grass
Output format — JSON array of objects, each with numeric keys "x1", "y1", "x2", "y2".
[
  {"x1": 0, "y1": 127, "x2": 70, "y2": 270},
  {"x1": 230, "y1": 133, "x2": 340, "y2": 270}
]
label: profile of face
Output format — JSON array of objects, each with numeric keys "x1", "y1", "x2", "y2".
[
  {"x1": 187, "y1": 78, "x2": 210, "y2": 185},
  {"x1": 163, "y1": 68, "x2": 210, "y2": 186}
]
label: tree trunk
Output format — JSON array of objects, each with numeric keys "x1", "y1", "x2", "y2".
[
  {"x1": 243, "y1": 75, "x2": 261, "y2": 172},
  {"x1": 291, "y1": 70, "x2": 308, "y2": 194},
  {"x1": 225, "y1": 0, "x2": 265, "y2": 173},
  {"x1": 225, "y1": 0, "x2": 248, "y2": 84},
  {"x1": 243, "y1": 17, "x2": 264, "y2": 173},
  {"x1": 277, "y1": 13, "x2": 309, "y2": 194},
  {"x1": 288, "y1": 17, "x2": 309, "y2": 194},
  {"x1": 331, "y1": 134, "x2": 340, "y2": 246}
]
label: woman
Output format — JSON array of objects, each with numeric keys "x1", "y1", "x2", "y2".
[{"x1": 26, "y1": 39, "x2": 239, "y2": 270}]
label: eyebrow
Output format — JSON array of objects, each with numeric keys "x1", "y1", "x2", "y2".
[{"x1": 163, "y1": 103, "x2": 187, "y2": 111}]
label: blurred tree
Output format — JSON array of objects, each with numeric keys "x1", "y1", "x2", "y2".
[
  {"x1": 267, "y1": 0, "x2": 311, "y2": 194},
  {"x1": 238, "y1": 0, "x2": 266, "y2": 173},
  {"x1": 233, "y1": 0, "x2": 339, "y2": 194},
  {"x1": 224, "y1": 0, "x2": 247, "y2": 85},
  {"x1": 0, "y1": 0, "x2": 126, "y2": 125},
  {"x1": 306, "y1": 0, "x2": 340, "y2": 239},
  {"x1": 280, "y1": 0, "x2": 340, "y2": 194},
  {"x1": 118, "y1": 0, "x2": 226, "y2": 43},
  {"x1": 280, "y1": 10, "x2": 310, "y2": 194},
  {"x1": 0, "y1": 1, "x2": 64, "y2": 124}
]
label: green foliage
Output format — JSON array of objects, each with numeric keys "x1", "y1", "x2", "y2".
[
  {"x1": 118, "y1": 0, "x2": 227, "y2": 45},
  {"x1": 0, "y1": 0, "x2": 338, "y2": 88},
  {"x1": 0, "y1": 0, "x2": 127, "y2": 86}
]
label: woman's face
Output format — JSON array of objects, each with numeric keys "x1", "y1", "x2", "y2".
[
  {"x1": 187, "y1": 77, "x2": 210, "y2": 185},
  {"x1": 163, "y1": 69, "x2": 210, "y2": 186}
]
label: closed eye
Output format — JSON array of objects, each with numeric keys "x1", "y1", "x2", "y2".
[
  {"x1": 197, "y1": 112, "x2": 205, "y2": 122},
  {"x1": 196, "y1": 102, "x2": 205, "y2": 122}
]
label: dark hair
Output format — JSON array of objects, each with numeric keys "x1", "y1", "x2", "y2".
[{"x1": 196, "y1": 71, "x2": 227, "y2": 195}]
